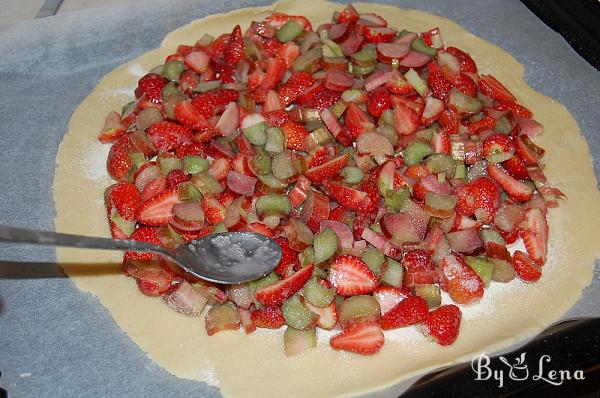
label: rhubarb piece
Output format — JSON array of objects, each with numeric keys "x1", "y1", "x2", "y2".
[
  {"x1": 339, "y1": 295, "x2": 382, "y2": 328},
  {"x1": 313, "y1": 227, "x2": 339, "y2": 264},
  {"x1": 413, "y1": 284, "x2": 441, "y2": 308},
  {"x1": 361, "y1": 247, "x2": 385, "y2": 276},
  {"x1": 440, "y1": 253, "x2": 484, "y2": 304},
  {"x1": 284, "y1": 327, "x2": 317, "y2": 356},
  {"x1": 276, "y1": 18, "x2": 304, "y2": 42},
  {"x1": 340, "y1": 166, "x2": 364, "y2": 184},
  {"x1": 205, "y1": 302, "x2": 240, "y2": 336},
  {"x1": 465, "y1": 256, "x2": 494, "y2": 287},
  {"x1": 381, "y1": 258, "x2": 404, "y2": 287},
  {"x1": 403, "y1": 140, "x2": 433, "y2": 166},
  {"x1": 303, "y1": 277, "x2": 335, "y2": 307},
  {"x1": 163, "y1": 280, "x2": 208, "y2": 316},
  {"x1": 183, "y1": 155, "x2": 210, "y2": 175},
  {"x1": 282, "y1": 294, "x2": 317, "y2": 329},
  {"x1": 255, "y1": 194, "x2": 292, "y2": 218}
]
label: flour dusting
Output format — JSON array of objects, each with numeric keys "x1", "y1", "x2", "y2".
[
  {"x1": 126, "y1": 63, "x2": 147, "y2": 78},
  {"x1": 82, "y1": 140, "x2": 112, "y2": 188}
]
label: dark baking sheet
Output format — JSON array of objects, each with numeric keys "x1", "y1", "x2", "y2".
[{"x1": 0, "y1": 0, "x2": 599, "y2": 397}]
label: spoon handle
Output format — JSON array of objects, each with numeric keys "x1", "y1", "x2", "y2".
[{"x1": 0, "y1": 225, "x2": 164, "y2": 254}]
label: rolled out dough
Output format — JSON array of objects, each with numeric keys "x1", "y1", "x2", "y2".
[{"x1": 53, "y1": 1, "x2": 600, "y2": 397}]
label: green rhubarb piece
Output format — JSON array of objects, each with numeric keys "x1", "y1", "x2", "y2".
[
  {"x1": 282, "y1": 295, "x2": 317, "y2": 330},
  {"x1": 398, "y1": 29, "x2": 415, "y2": 38},
  {"x1": 313, "y1": 228, "x2": 338, "y2": 264},
  {"x1": 490, "y1": 258, "x2": 516, "y2": 283},
  {"x1": 110, "y1": 210, "x2": 136, "y2": 237},
  {"x1": 191, "y1": 172, "x2": 224, "y2": 196},
  {"x1": 340, "y1": 166, "x2": 364, "y2": 184},
  {"x1": 196, "y1": 33, "x2": 214, "y2": 47},
  {"x1": 255, "y1": 194, "x2": 291, "y2": 217},
  {"x1": 272, "y1": 152, "x2": 296, "y2": 180},
  {"x1": 157, "y1": 225, "x2": 184, "y2": 248},
  {"x1": 292, "y1": 47, "x2": 323, "y2": 73},
  {"x1": 410, "y1": 37, "x2": 437, "y2": 57},
  {"x1": 212, "y1": 222, "x2": 227, "y2": 234},
  {"x1": 162, "y1": 81, "x2": 179, "y2": 98},
  {"x1": 479, "y1": 228, "x2": 506, "y2": 247},
  {"x1": 454, "y1": 162, "x2": 467, "y2": 179},
  {"x1": 178, "y1": 182, "x2": 202, "y2": 202},
  {"x1": 495, "y1": 116, "x2": 512, "y2": 135},
  {"x1": 424, "y1": 192, "x2": 457, "y2": 218},
  {"x1": 361, "y1": 247, "x2": 385, "y2": 276},
  {"x1": 242, "y1": 121, "x2": 267, "y2": 146},
  {"x1": 321, "y1": 38, "x2": 344, "y2": 57},
  {"x1": 303, "y1": 277, "x2": 335, "y2": 307},
  {"x1": 377, "y1": 125, "x2": 398, "y2": 147},
  {"x1": 162, "y1": 91, "x2": 186, "y2": 120},
  {"x1": 426, "y1": 153, "x2": 457, "y2": 176},
  {"x1": 257, "y1": 173, "x2": 288, "y2": 189},
  {"x1": 380, "y1": 109, "x2": 395, "y2": 126},
  {"x1": 404, "y1": 68, "x2": 429, "y2": 97},
  {"x1": 351, "y1": 45, "x2": 377, "y2": 67},
  {"x1": 149, "y1": 65, "x2": 164, "y2": 75},
  {"x1": 403, "y1": 140, "x2": 433, "y2": 166},
  {"x1": 381, "y1": 258, "x2": 404, "y2": 287},
  {"x1": 329, "y1": 99, "x2": 348, "y2": 118},
  {"x1": 352, "y1": 62, "x2": 376, "y2": 76},
  {"x1": 193, "y1": 80, "x2": 222, "y2": 93},
  {"x1": 305, "y1": 127, "x2": 333, "y2": 151},
  {"x1": 339, "y1": 295, "x2": 381, "y2": 327},
  {"x1": 385, "y1": 188, "x2": 410, "y2": 213},
  {"x1": 205, "y1": 302, "x2": 240, "y2": 335},
  {"x1": 414, "y1": 284, "x2": 442, "y2": 308},
  {"x1": 128, "y1": 152, "x2": 147, "y2": 173},
  {"x1": 122, "y1": 101, "x2": 134, "y2": 116},
  {"x1": 299, "y1": 246, "x2": 315, "y2": 267},
  {"x1": 448, "y1": 88, "x2": 483, "y2": 114},
  {"x1": 466, "y1": 256, "x2": 494, "y2": 287},
  {"x1": 252, "y1": 150, "x2": 273, "y2": 176},
  {"x1": 183, "y1": 155, "x2": 210, "y2": 175},
  {"x1": 371, "y1": 222, "x2": 383, "y2": 235},
  {"x1": 163, "y1": 60, "x2": 185, "y2": 82},
  {"x1": 158, "y1": 156, "x2": 183, "y2": 175},
  {"x1": 249, "y1": 272, "x2": 280, "y2": 306},
  {"x1": 276, "y1": 18, "x2": 303, "y2": 42},
  {"x1": 284, "y1": 327, "x2": 317, "y2": 356},
  {"x1": 416, "y1": 128, "x2": 435, "y2": 142},
  {"x1": 468, "y1": 160, "x2": 488, "y2": 181},
  {"x1": 265, "y1": 127, "x2": 285, "y2": 153}
]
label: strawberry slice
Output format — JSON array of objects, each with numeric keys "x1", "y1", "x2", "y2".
[
  {"x1": 135, "y1": 73, "x2": 167, "y2": 104},
  {"x1": 329, "y1": 322, "x2": 384, "y2": 355},
  {"x1": 251, "y1": 306, "x2": 285, "y2": 329},
  {"x1": 363, "y1": 27, "x2": 396, "y2": 43},
  {"x1": 263, "y1": 12, "x2": 312, "y2": 31},
  {"x1": 255, "y1": 264, "x2": 314, "y2": 306},
  {"x1": 302, "y1": 300, "x2": 338, "y2": 330},
  {"x1": 487, "y1": 164, "x2": 534, "y2": 202},
  {"x1": 277, "y1": 41, "x2": 301, "y2": 69},
  {"x1": 478, "y1": 75, "x2": 516, "y2": 102},
  {"x1": 124, "y1": 226, "x2": 162, "y2": 262},
  {"x1": 328, "y1": 255, "x2": 378, "y2": 296},
  {"x1": 138, "y1": 188, "x2": 181, "y2": 226},
  {"x1": 98, "y1": 111, "x2": 126, "y2": 144},
  {"x1": 183, "y1": 50, "x2": 210, "y2": 73},
  {"x1": 278, "y1": 72, "x2": 314, "y2": 106},
  {"x1": 512, "y1": 250, "x2": 542, "y2": 282},
  {"x1": 439, "y1": 253, "x2": 484, "y2": 304},
  {"x1": 174, "y1": 101, "x2": 210, "y2": 130},
  {"x1": 421, "y1": 304, "x2": 462, "y2": 346},
  {"x1": 502, "y1": 156, "x2": 530, "y2": 180},
  {"x1": 281, "y1": 120, "x2": 309, "y2": 151},
  {"x1": 305, "y1": 153, "x2": 349, "y2": 184},
  {"x1": 380, "y1": 296, "x2": 429, "y2": 330},
  {"x1": 482, "y1": 133, "x2": 515, "y2": 163},
  {"x1": 107, "y1": 135, "x2": 134, "y2": 182},
  {"x1": 147, "y1": 121, "x2": 193, "y2": 152},
  {"x1": 344, "y1": 103, "x2": 373, "y2": 139},
  {"x1": 494, "y1": 101, "x2": 533, "y2": 119},
  {"x1": 367, "y1": 86, "x2": 391, "y2": 117},
  {"x1": 106, "y1": 182, "x2": 141, "y2": 221},
  {"x1": 224, "y1": 25, "x2": 245, "y2": 65},
  {"x1": 336, "y1": 4, "x2": 360, "y2": 23},
  {"x1": 261, "y1": 57, "x2": 286, "y2": 90},
  {"x1": 274, "y1": 237, "x2": 300, "y2": 278},
  {"x1": 446, "y1": 47, "x2": 477, "y2": 73},
  {"x1": 392, "y1": 103, "x2": 419, "y2": 136},
  {"x1": 519, "y1": 207, "x2": 548, "y2": 265},
  {"x1": 455, "y1": 176, "x2": 501, "y2": 223},
  {"x1": 201, "y1": 197, "x2": 226, "y2": 225},
  {"x1": 324, "y1": 181, "x2": 369, "y2": 213}
]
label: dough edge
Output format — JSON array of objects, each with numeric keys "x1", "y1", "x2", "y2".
[{"x1": 53, "y1": 1, "x2": 600, "y2": 397}]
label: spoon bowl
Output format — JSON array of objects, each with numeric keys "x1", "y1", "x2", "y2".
[{"x1": 0, "y1": 226, "x2": 282, "y2": 284}]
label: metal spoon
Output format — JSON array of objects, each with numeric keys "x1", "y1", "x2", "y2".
[{"x1": 0, "y1": 226, "x2": 281, "y2": 284}]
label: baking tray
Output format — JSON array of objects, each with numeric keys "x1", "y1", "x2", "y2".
[{"x1": 0, "y1": 0, "x2": 599, "y2": 397}]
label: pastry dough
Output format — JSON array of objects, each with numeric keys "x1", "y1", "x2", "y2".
[{"x1": 53, "y1": 1, "x2": 600, "y2": 397}]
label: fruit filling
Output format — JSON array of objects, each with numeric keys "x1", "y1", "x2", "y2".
[{"x1": 100, "y1": 3, "x2": 563, "y2": 355}]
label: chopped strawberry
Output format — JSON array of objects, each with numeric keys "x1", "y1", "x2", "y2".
[
  {"x1": 261, "y1": 57, "x2": 287, "y2": 90},
  {"x1": 478, "y1": 75, "x2": 516, "y2": 102},
  {"x1": 363, "y1": 26, "x2": 396, "y2": 43},
  {"x1": 147, "y1": 121, "x2": 193, "y2": 152},
  {"x1": 224, "y1": 25, "x2": 245, "y2": 65},
  {"x1": 252, "y1": 306, "x2": 285, "y2": 329},
  {"x1": 324, "y1": 181, "x2": 370, "y2": 213},
  {"x1": 494, "y1": 101, "x2": 533, "y2": 119},
  {"x1": 344, "y1": 103, "x2": 373, "y2": 139},
  {"x1": 427, "y1": 63, "x2": 453, "y2": 100},
  {"x1": 106, "y1": 182, "x2": 141, "y2": 221},
  {"x1": 278, "y1": 72, "x2": 314, "y2": 106},
  {"x1": 328, "y1": 255, "x2": 378, "y2": 296},
  {"x1": 482, "y1": 133, "x2": 515, "y2": 162},
  {"x1": 238, "y1": 307, "x2": 257, "y2": 334},
  {"x1": 487, "y1": 164, "x2": 534, "y2": 202},
  {"x1": 520, "y1": 207, "x2": 548, "y2": 265},
  {"x1": 373, "y1": 286, "x2": 411, "y2": 315},
  {"x1": 380, "y1": 296, "x2": 429, "y2": 330},
  {"x1": 446, "y1": 47, "x2": 477, "y2": 73},
  {"x1": 402, "y1": 250, "x2": 435, "y2": 271},
  {"x1": 255, "y1": 264, "x2": 314, "y2": 306},
  {"x1": 421, "y1": 304, "x2": 461, "y2": 346},
  {"x1": 174, "y1": 101, "x2": 210, "y2": 130},
  {"x1": 367, "y1": 86, "x2": 391, "y2": 117},
  {"x1": 281, "y1": 120, "x2": 309, "y2": 151},
  {"x1": 138, "y1": 188, "x2": 180, "y2": 226},
  {"x1": 305, "y1": 153, "x2": 349, "y2": 184},
  {"x1": 263, "y1": 109, "x2": 289, "y2": 127},
  {"x1": 329, "y1": 322, "x2": 384, "y2": 355},
  {"x1": 455, "y1": 177, "x2": 501, "y2": 223},
  {"x1": 98, "y1": 111, "x2": 126, "y2": 144},
  {"x1": 278, "y1": 41, "x2": 301, "y2": 68},
  {"x1": 304, "y1": 89, "x2": 342, "y2": 111},
  {"x1": 393, "y1": 103, "x2": 419, "y2": 136},
  {"x1": 124, "y1": 226, "x2": 162, "y2": 262},
  {"x1": 166, "y1": 169, "x2": 190, "y2": 189},
  {"x1": 439, "y1": 253, "x2": 484, "y2": 304},
  {"x1": 191, "y1": 89, "x2": 239, "y2": 118},
  {"x1": 201, "y1": 197, "x2": 226, "y2": 224},
  {"x1": 274, "y1": 237, "x2": 300, "y2": 278},
  {"x1": 135, "y1": 73, "x2": 168, "y2": 104},
  {"x1": 107, "y1": 135, "x2": 134, "y2": 182},
  {"x1": 263, "y1": 13, "x2": 312, "y2": 31},
  {"x1": 336, "y1": 4, "x2": 360, "y2": 24},
  {"x1": 512, "y1": 250, "x2": 542, "y2": 282}
]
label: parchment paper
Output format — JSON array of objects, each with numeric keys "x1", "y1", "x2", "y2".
[{"x1": 0, "y1": 0, "x2": 599, "y2": 397}]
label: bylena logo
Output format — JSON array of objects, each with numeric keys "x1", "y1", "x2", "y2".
[{"x1": 471, "y1": 352, "x2": 585, "y2": 388}]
